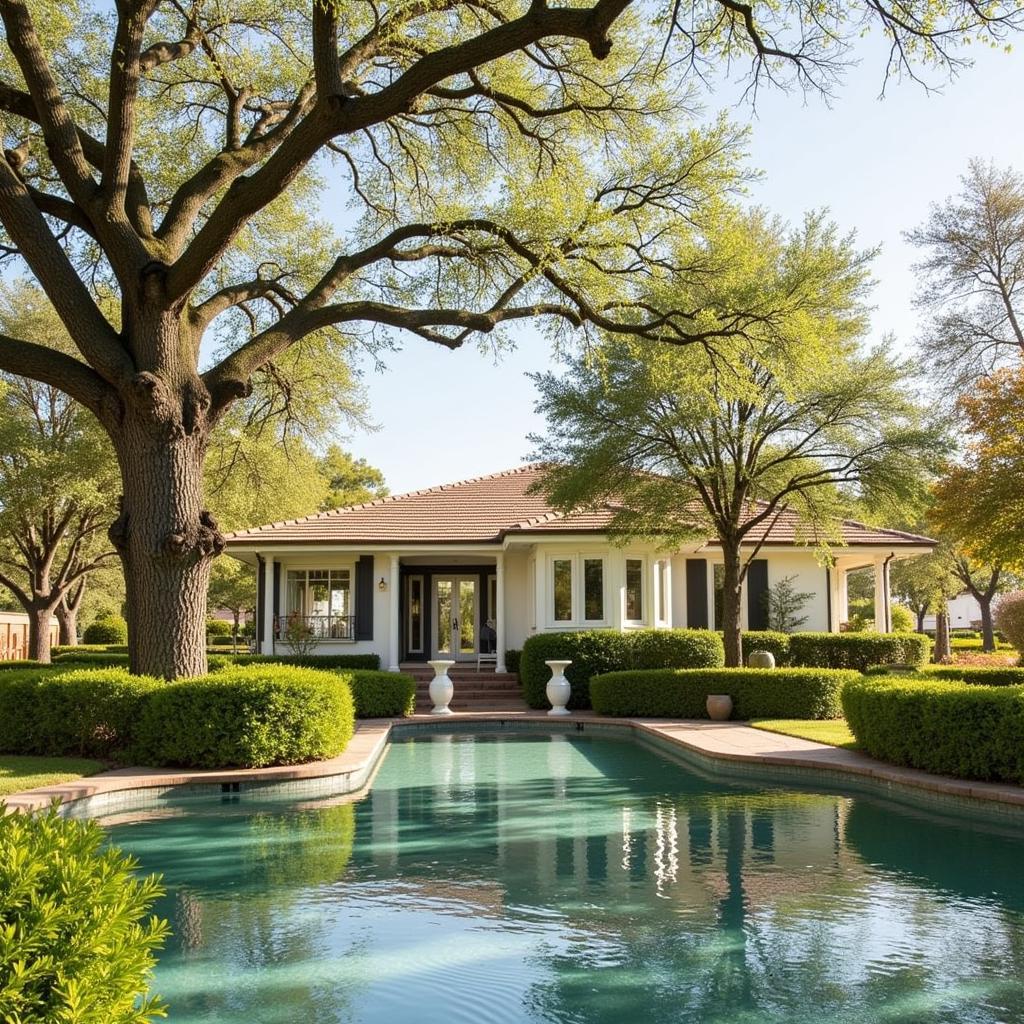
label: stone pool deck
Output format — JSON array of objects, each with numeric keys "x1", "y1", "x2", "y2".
[{"x1": 4, "y1": 712, "x2": 1024, "y2": 816}]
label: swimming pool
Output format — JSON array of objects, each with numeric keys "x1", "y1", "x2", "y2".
[{"x1": 106, "y1": 731, "x2": 1024, "y2": 1023}]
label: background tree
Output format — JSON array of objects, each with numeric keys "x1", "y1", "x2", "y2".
[
  {"x1": 207, "y1": 559, "x2": 256, "y2": 646},
  {"x1": 891, "y1": 551, "x2": 948, "y2": 632},
  {"x1": 532, "y1": 209, "x2": 936, "y2": 666},
  {"x1": 0, "y1": 287, "x2": 120, "y2": 660},
  {"x1": 320, "y1": 446, "x2": 388, "y2": 509},
  {"x1": 766, "y1": 576, "x2": 814, "y2": 633},
  {"x1": 931, "y1": 368, "x2": 1024, "y2": 566},
  {"x1": 0, "y1": 0, "x2": 1017, "y2": 677},
  {"x1": 907, "y1": 161, "x2": 1024, "y2": 398}
]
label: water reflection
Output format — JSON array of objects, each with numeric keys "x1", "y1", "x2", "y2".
[{"x1": 107, "y1": 732, "x2": 1024, "y2": 1024}]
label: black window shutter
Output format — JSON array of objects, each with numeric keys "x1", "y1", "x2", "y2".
[
  {"x1": 355, "y1": 555, "x2": 374, "y2": 640},
  {"x1": 747, "y1": 559, "x2": 769, "y2": 631},
  {"x1": 272, "y1": 562, "x2": 281, "y2": 640},
  {"x1": 686, "y1": 559, "x2": 708, "y2": 629},
  {"x1": 256, "y1": 556, "x2": 265, "y2": 645}
]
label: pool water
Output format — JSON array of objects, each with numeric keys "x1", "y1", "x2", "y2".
[{"x1": 105, "y1": 732, "x2": 1024, "y2": 1024}]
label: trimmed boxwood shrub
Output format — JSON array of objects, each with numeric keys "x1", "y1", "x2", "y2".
[
  {"x1": 789, "y1": 632, "x2": 929, "y2": 671},
  {"x1": 82, "y1": 614, "x2": 128, "y2": 644},
  {"x1": 0, "y1": 806, "x2": 168, "y2": 1023},
  {"x1": 132, "y1": 664, "x2": 354, "y2": 768},
  {"x1": 842, "y1": 675, "x2": 1024, "y2": 783},
  {"x1": 0, "y1": 668, "x2": 161, "y2": 758},
  {"x1": 53, "y1": 651, "x2": 131, "y2": 667},
  {"x1": 50, "y1": 644, "x2": 129, "y2": 656},
  {"x1": 741, "y1": 631, "x2": 791, "y2": 666},
  {"x1": 520, "y1": 629, "x2": 724, "y2": 710},
  {"x1": 590, "y1": 667, "x2": 859, "y2": 720},
  {"x1": 228, "y1": 652, "x2": 381, "y2": 670},
  {"x1": 504, "y1": 649, "x2": 522, "y2": 677},
  {"x1": 346, "y1": 669, "x2": 415, "y2": 717}
]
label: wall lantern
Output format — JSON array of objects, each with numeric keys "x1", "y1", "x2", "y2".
[{"x1": 378, "y1": 577, "x2": 387, "y2": 592}]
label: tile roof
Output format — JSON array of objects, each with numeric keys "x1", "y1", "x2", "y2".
[{"x1": 224, "y1": 464, "x2": 936, "y2": 548}]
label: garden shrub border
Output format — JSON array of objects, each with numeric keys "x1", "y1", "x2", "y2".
[
  {"x1": 842, "y1": 675, "x2": 1024, "y2": 784},
  {"x1": 520, "y1": 629, "x2": 724, "y2": 710},
  {"x1": 590, "y1": 667, "x2": 859, "y2": 720},
  {"x1": 789, "y1": 632, "x2": 930, "y2": 671},
  {"x1": 345, "y1": 669, "x2": 416, "y2": 718}
]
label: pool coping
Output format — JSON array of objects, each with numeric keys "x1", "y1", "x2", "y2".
[{"x1": 4, "y1": 711, "x2": 1024, "y2": 819}]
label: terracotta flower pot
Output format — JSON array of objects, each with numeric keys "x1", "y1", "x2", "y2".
[{"x1": 706, "y1": 694, "x2": 733, "y2": 721}]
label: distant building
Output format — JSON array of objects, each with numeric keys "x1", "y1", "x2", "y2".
[{"x1": 0, "y1": 610, "x2": 58, "y2": 659}]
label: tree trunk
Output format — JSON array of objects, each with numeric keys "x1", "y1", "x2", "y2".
[
  {"x1": 979, "y1": 597, "x2": 996, "y2": 652},
  {"x1": 934, "y1": 610, "x2": 951, "y2": 663},
  {"x1": 26, "y1": 603, "x2": 53, "y2": 662},
  {"x1": 56, "y1": 579, "x2": 86, "y2": 646},
  {"x1": 232, "y1": 609, "x2": 240, "y2": 649},
  {"x1": 108, "y1": 335, "x2": 224, "y2": 680},
  {"x1": 915, "y1": 605, "x2": 927, "y2": 633},
  {"x1": 721, "y1": 543, "x2": 744, "y2": 668}
]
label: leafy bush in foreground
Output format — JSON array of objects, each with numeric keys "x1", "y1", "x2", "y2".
[
  {"x1": 842, "y1": 675, "x2": 1024, "y2": 783},
  {"x1": 866, "y1": 665, "x2": 1024, "y2": 687},
  {"x1": 0, "y1": 805, "x2": 168, "y2": 1022},
  {"x1": 590, "y1": 667, "x2": 858, "y2": 720},
  {"x1": 520, "y1": 629, "x2": 724, "y2": 709},
  {"x1": 995, "y1": 592, "x2": 1024, "y2": 656}
]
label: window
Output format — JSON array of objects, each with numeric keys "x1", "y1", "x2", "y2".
[
  {"x1": 625, "y1": 559, "x2": 644, "y2": 622},
  {"x1": 407, "y1": 575, "x2": 424, "y2": 654},
  {"x1": 553, "y1": 559, "x2": 573, "y2": 621},
  {"x1": 583, "y1": 559, "x2": 604, "y2": 621},
  {"x1": 285, "y1": 568, "x2": 352, "y2": 638}
]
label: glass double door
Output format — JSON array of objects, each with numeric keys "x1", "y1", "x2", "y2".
[{"x1": 433, "y1": 576, "x2": 478, "y2": 660}]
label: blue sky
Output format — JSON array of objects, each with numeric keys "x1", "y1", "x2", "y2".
[{"x1": 341, "y1": 38, "x2": 1024, "y2": 495}]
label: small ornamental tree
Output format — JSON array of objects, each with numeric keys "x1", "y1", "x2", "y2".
[
  {"x1": 0, "y1": 0, "x2": 1016, "y2": 678},
  {"x1": 766, "y1": 576, "x2": 815, "y2": 633},
  {"x1": 995, "y1": 592, "x2": 1024, "y2": 657}
]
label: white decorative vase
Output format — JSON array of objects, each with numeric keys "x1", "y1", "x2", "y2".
[
  {"x1": 706, "y1": 694, "x2": 733, "y2": 721},
  {"x1": 545, "y1": 659, "x2": 573, "y2": 716},
  {"x1": 427, "y1": 659, "x2": 456, "y2": 715},
  {"x1": 747, "y1": 649, "x2": 776, "y2": 670}
]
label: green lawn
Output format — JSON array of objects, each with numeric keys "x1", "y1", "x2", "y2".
[
  {"x1": 0, "y1": 755, "x2": 106, "y2": 798},
  {"x1": 750, "y1": 719, "x2": 859, "y2": 750}
]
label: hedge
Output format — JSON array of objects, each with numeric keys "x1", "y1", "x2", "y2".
[
  {"x1": 0, "y1": 807, "x2": 168, "y2": 1022},
  {"x1": 741, "y1": 631, "x2": 791, "y2": 665},
  {"x1": 132, "y1": 664, "x2": 354, "y2": 768},
  {"x1": 50, "y1": 644, "x2": 129, "y2": 656},
  {"x1": 346, "y1": 669, "x2": 416, "y2": 717},
  {"x1": 842, "y1": 675, "x2": 1024, "y2": 783},
  {"x1": 866, "y1": 665, "x2": 1024, "y2": 687},
  {"x1": 789, "y1": 632, "x2": 930, "y2": 671},
  {"x1": 520, "y1": 629, "x2": 724, "y2": 710},
  {"x1": 82, "y1": 615, "x2": 128, "y2": 644},
  {"x1": 590, "y1": 667, "x2": 859, "y2": 720},
  {"x1": 504, "y1": 649, "x2": 522, "y2": 677},
  {"x1": 0, "y1": 668, "x2": 161, "y2": 758},
  {"x1": 228, "y1": 652, "x2": 381, "y2": 670}
]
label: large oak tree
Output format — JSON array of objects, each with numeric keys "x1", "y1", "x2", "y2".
[{"x1": 0, "y1": 0, "x2": 1018, "y2": 676}]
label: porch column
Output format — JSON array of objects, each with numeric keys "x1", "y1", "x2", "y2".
[
  {"x1": 873, "y1": 555, "x2": 891, "y2": 633},
  {"x1": 495, "y1": 552, "x2": 506, "y2": 673},
  {"x1": 262, "y1": 555, "x2": 275, "y2": 655},
  {"x1": 609, "y1": 550, "x2": 624, "y2": 631},
  {"x1": 836, "y1": 566, "x2": 848, "y2": 627},
  {"x1": 533, "y1": 550, "x2": 546, "y2": 632},
  {"x1": 388, "y1": 554, "x2": 400, "y2": 672}
]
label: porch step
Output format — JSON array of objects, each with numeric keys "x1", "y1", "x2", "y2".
[{"x1": 406, "y1": 665, "x2": 527, "y2": 712}]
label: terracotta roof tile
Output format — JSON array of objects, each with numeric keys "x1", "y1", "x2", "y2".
[{"x1": 224, "y1": 464, "x2": 936, "y2": 548}]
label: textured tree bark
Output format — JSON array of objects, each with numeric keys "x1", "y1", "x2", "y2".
[
  {"x1": 978, "y1": 597, "x2": 996, "y2": 653},
  {"x1": 915, "y1": 605, "x2": 928, "y2": 634},
  {"x1": 106, "y1": 316, "x2": 224, "y2": 679},
  {"x1": 721, "y1": 544, "x2": 744, "y2": 668},
  {"x1": 56, "y1": 579, "x2": 85, "y2": 645},
  {"x1": 26, "y1": 603, "x2": 53, "y2": 662},
  {"x1": 933, "y1": 610, "x2": 952, "y2": 663}
]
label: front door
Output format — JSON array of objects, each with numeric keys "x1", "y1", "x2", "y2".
[{"x1": 433, "y1": 576, "x2": 478, "y2": 660}]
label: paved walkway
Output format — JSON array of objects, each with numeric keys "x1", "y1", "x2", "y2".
[{"x1": 4, "y1": 712, "x2": 1023, "y2": 815}]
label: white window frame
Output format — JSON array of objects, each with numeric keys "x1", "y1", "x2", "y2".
[
  {"x1": 655, "y1": 558, "x2": 671, "y2": 627},
  {"x1": 544, "y1": 551, "x2": 609, "y2": 628},
  {"x1": 624, "y1": 556, "x2": 646, "y2": 625},
  {"x1": 283, "y1": 563, "x2": 357, "y2": 625}
]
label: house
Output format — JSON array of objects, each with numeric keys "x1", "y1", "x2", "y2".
[
  {"x1": 921, "y1": 592, "x2": 1002, "y2": 632},
  {"x1": 224, "y1": 465, "x2": 936, "y2": 671}
]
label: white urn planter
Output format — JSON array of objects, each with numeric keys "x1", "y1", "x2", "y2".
[
  {"x1": 706, "y1": 694, "x2": 733, "y2": 721},
  {"x1": 427, "y1": 659, "x2": 456, "y2": 715},
  {"x1": 545, "y1": 659, "x2": 573, "y2": 716}
]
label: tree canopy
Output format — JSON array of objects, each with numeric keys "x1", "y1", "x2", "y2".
[{"x1": 531, "y1": 208, "x2": 937, "y2": 664}]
